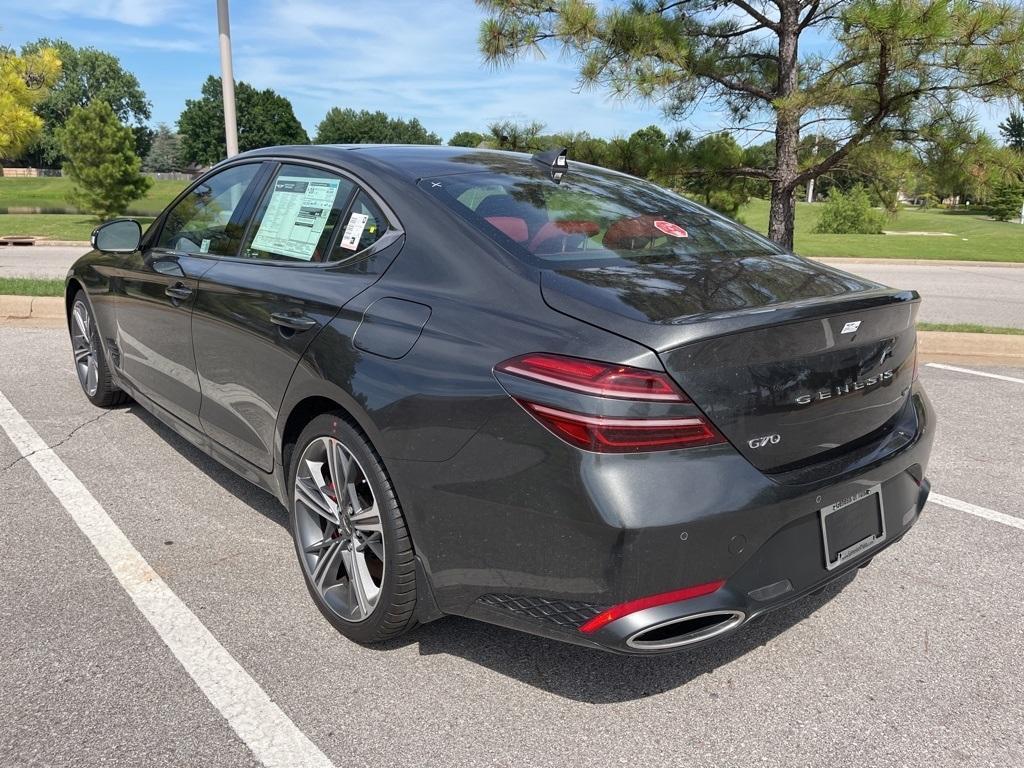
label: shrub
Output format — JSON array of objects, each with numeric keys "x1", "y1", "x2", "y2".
[{"x1": 813, "y1": 185, "x2": 888, "y2": 234}]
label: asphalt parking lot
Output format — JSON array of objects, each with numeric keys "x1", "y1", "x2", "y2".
[{"x1": 1, "y1": 325, "x2": 1022, "y2": 768}]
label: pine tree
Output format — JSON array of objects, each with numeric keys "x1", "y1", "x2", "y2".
[
  {"x1": 59, "y1": 101, "x2": 152, "y2": 220},
  {"x1": 143, "y1": 123, "x2": 184, "y2": 172}
]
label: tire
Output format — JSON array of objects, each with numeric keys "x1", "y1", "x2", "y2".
[
  {"x1": 288, "y1": 413, "x2": 417, "y2": 643},
  {"x1": 69, "y1": 290, "x2": 128, "y2": 408}
]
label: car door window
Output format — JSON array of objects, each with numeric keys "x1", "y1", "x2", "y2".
[
  {"x1": 240, "y1": 165, "x2": 356, "y2": 263},
  {"x1": 158, "y1": 163, "x2": 262, "y2": 256},
  {"x1": 330, "y1": 191, "x2": 389, "y2": 261}
]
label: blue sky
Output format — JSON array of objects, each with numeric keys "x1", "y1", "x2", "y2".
[
  {"x1": 3, "y1": 0, "x2": 1010, "y2": 143},
  {"x1": 3, "y1": 0, "x2": 685, "y2": 141}
]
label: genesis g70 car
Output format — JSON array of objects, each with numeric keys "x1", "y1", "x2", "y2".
[{"x1": 65, "y1": 145, "x2": 933, "y2": 653}]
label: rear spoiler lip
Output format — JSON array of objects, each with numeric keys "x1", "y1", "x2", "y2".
[
  {"x1": 658, "y1": 288, "x2": 920, "y2": 352},
  {"x1": 541, "y1": 267, "x2": 920, "y2": 354}
]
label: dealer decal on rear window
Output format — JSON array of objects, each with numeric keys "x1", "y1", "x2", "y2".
[{"x1": 653, "y1": 220, "x2": 688, "y2": 238}]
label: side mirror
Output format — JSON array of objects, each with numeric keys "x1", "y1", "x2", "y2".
[{"x1": 92, "y1": 219, "x2": 142, "y2": 253}]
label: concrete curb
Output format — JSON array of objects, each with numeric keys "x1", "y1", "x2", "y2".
[
  {"x1": 0, "y1": 295, "x2": 65, "y2": 327},
  {"x1": 917, "y1": 331, "x2": 1024, "y2": 365},
  {"x1": 812, "y1": 257, "x2": 1024, "y2": 268}
]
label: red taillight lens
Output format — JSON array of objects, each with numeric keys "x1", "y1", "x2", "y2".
[
  {"x1": 497, "y1": 353, "x2": 685, "y2": 401},
  {"x1": 579, "y1": 580, "x2": 726, "y2": 634},
  {"x1": 496, "y1": 353, "x2": 724, "y2": 453},
  {"x1": 520, "y1": 401, "x2": 723, "y2": 453}
]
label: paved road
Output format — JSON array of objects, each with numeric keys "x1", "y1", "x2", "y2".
[
  {"x1": 1, "y1": 326, "x2": 1022, "y2": 767},
  {"x1": 0, "y1": 245, "x2": 86, "y2": 280},
  {"x1": 829, "y1": 261, "x2": 1024, "y2": 329},
  {"x1": 3, "y1": 247, "x2": 1021, "y2": 328}
]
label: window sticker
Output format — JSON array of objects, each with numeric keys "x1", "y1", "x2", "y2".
[
  {"x1": 200, "y1": 238, "x2": 211, "y2": 253},
  {"x1": 339, "y1": 211, "x2": 369, "y2": 251},
  {"x1": 250, "y1": 176, "x2": 341, "y2": 261},
  {"x1": 653, "y1": 220, "x2": 688, "y2": 238}
]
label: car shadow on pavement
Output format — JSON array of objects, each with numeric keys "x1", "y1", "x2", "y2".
[
  {"x1": 128, "y1": 404, "x2": 856, "y2": 704},
  {"x1": 130, "y1": 407, "x2": 289, "y2": 528},
  {"x1": 399, "y1": 574, "x2": 855, "y2": 703}
]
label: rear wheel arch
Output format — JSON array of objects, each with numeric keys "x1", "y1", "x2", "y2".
[{"x1": 281, "y1": 395, "x2": 349, "y2": 482}]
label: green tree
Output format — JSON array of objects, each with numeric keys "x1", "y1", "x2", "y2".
[
  {"x1": 17, "y1": 38, "x2": 150, "y2": 167},
  {"x1": 142, "y1": 123, "x2": 183, "y2": 172},
  {"x1": 178, "y1": 76, "x2": 309, "y2": 166},
  {"x1": 920, "y1": 115, "x2": 1022, "y2": 203},
  {"x1": 448, "y1": 130, "x2": 487, "y2": 147},
  {"x1": 478, "y1": 0, "x2": 1024, "y2": 250},
  {"x1": 59, "y1": 101, "x2": 151, "y2": 220},
  {"x1": 838, "y1": 140, "x2": 916, "y2": 212},
  {"x1": 681, "y1": 132, "x2": 751, "y2": 216},
  {"x1": 1000, "y1": 111, "x2": 1024, "y2": 151},
  {"x1": 549, "y1": 130, "x2": 609, "y2": 166},
  {"x1": 0, "y1": 44, "x2": 61, "y2": 161},
  {"x1": 315, "y1": 107, "x2": 441, "y2": 145},
  {"x1": 487, "y1": 119, "x2": 546, "y2": 152},
  {"x1": 988, "y1": 181, "x2": 1024, "y2": 220}
]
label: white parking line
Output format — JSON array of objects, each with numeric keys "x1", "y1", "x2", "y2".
[
  {"x1": 925, "y1": 363, "x2": 1024, "y2": 385},
  {"x1": 929, "y1": 492, "x2": 1024, "y2": 532},
  {"x1": 0, "y1": 389, "x2": 335, "y2": 768}
]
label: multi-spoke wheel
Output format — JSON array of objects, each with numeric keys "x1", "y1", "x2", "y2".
[
  {"x1": 289, "y1": 414, "x2": 418, "y2": 642},
  {"x1": 68, "y1": 291, "x2": 128, "y2": 407}
]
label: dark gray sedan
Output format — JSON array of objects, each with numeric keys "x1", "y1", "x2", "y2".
[{"x1": 65, "y1": 145, "x2": 933, "y2": 653}]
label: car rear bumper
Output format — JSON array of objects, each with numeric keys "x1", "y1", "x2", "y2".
[
  {"x1": 583, "y1": 476, "x2": 930, "y2": 653},
  {"x1": 392, "y1": 387, "x2": 935, "y2": 654}
]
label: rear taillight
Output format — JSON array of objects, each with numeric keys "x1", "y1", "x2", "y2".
[
  {"x1": 495, "y1": 353, "x2": 724, "y2": 453},
  {"x1": 497, "y1": 353, "x2": 683, "y2": 401},
  {"x1": 578, "y1": 580, "x2": 726, "y2": 634},
  {"x1": 518, "y1": 402, "x2": 720, "y2": 452}
]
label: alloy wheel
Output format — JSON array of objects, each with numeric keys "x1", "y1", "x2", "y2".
[
  {"x1": 294, "y1": 436, "x2": 385, "y2": 622},
  {"x1": 71, "y1": 299, "x2": 99, "y2": 397}
]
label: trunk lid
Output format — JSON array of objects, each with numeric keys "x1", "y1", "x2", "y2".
[{"x1": 541, "y1": 255, "x2": 920, "y2": 472}]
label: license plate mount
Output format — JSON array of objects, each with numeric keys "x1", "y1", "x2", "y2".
[{"x1": 820, "y1": 485, "x2": 886, "y2": 571}]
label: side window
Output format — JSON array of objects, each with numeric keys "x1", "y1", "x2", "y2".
[
  {"x1": 158, "y1": 164, "x2": 261, "y2": 255},
  {"x1": 329, "y1": 192, "x2": 389, "y2": 262},
  {"x1": 241, "y1": 165, "x2": 355, "y2": 263}
]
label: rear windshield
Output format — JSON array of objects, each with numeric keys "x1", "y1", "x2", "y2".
[{"x1": 419, "y1": 162, "x2": 784, "y2": 267}]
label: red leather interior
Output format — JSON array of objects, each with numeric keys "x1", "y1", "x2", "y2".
[
  {"x1": 529, "y1": 220, "x2": 600, "y2": 251},
  {"x1": 485, "y1": 216, "x2": 529, "y2": 243},
  {"x1": 602, "y1": 215, "x2": 662, "y2": 250}
]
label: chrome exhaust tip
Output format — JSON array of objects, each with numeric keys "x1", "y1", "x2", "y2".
[{"x1": 625, "y1": 609, "x2": 746, "y2": 650}]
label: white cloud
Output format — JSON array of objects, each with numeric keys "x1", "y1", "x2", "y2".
[{"x1": 10, "y1": 0, "x2": 192, "y2": 27}]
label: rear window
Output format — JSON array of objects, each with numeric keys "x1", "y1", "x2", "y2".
[{"x1": 419, "y1": 163, "x2": 784, "y2": 267}]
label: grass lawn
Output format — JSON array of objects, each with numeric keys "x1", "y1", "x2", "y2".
[
  {"x1": 739, "y1": 198, "x2": 1024, "y2": 262},
  {"x1": 917, "y1": 322, "x2": 1024, "y2": 335},
  {"x1": 0, "y1": 176, "x2": 185, "y2": 215},
  {"x1": 0, "y1": 176, "x2": 1019, "y2": 261},
  {"x1": 0, "y1": 213, "x2": 156, "y2": 241},
  {"x1": 0, "y1": 277, "x2": 65, "y2": 296}
]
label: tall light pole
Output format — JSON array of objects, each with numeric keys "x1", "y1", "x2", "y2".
[{"x1": 217, "y1": 0, "x2": 239, "y2": 158}]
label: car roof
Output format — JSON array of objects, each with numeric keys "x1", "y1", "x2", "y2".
[{"x1": 236, "y1": 144, "x2": 538, "y2": 183}]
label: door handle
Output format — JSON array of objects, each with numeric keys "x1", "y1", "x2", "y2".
[
  {"x1": 270, "y1": 311, "x2": 318, "y2": 331},
  {"x1": 165, "y1": 283, "x2": 193, "y2": 301}
]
